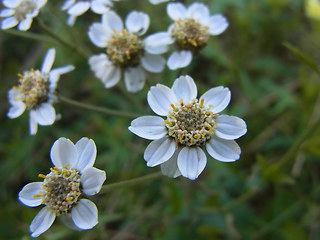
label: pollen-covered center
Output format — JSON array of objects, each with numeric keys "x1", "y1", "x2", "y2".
[
  {"x1": 16, "y1": 69, "x2": 49, "y2": 110},
  {"x1": 14, "y1": 0, "x2": 36, "y2": 21},
  {"x1": 39, "y1": 167, "x2": 81, "y2": 216},
  {"x1": 106, "y1": 29, "x2": 144, "y2": 68},
  {"x1": 171, "y1": 18, "x2": 210, "y2": 52},
  {"x1": 165, "y1": 98, "x2": 218, "y2": 147}
]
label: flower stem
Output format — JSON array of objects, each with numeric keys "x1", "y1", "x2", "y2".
[
  {"x1": 58, "y1": 95, "x2": 140, "y2": 118},
  {"x1": 2, "y1": 29, "x2": 54, "y2": 43},
  {"x1": 100, "y1": 172, "x2": 162, "y2": 194}
]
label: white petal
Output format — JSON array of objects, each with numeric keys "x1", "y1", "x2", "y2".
[
  {"x1": 171, "y1": 75, "x2": 197, "y2": 101},
  {"x1": 91, "y1": 0, "x2": 111, "y2": 14},
  {"x1": 3, "y1": 0, "x2": 20, "y2": 8},
  {"x1": 215, "y1": 115, "x2": 247, "y2": 140},
  {"x1": 61, "y1": 0, "x2": 75, "y2": 10},
  {"x1": 167, "y1": 50, "x2": 192, "y2": 70},
  {"x1": 89, "y1": 54, "x2": 121, "y2": 88},
  {"x1": 49, "y1": 65, "x2": 75, "y2": 90},
  {"x1": 200, "y1": 86, "x2": 231, "y2": 114},
  {"x1": 144, "y1": 31, "x2": 174, "y2": 54},
  {"x1": 18, "y1": 182, "x2": 43, "y2": 207},
  {"x1": 18, "y1": 17, "x2": 33, "y2": 31},
  {"x1": 128, "y1": 115, "x2": 167, "y2": 140},
  {"x1": 160, "y1": 150, "x2": 181, "y2": 178},
  {"x1": 36, "y1": 0, "x2": 47, "y2": 9},
  {"x1": 75, "y1": 138, "x2": 97, "y2": 172},
  {"x1": 29, "y1": 115, "x2": 38, "y2": 135},
  {"x1": 41, "y1": 48, "x2": 56, "y2": 73},
  {"x1": 30, "y1": 206, "x2": 56, "y2": 238},
  {"x1": 177, "y1": 147, "x2": 206, "y2": 180},
  {"x1": 125, "y1": 11, "x2": 150, "y2": 35},
  {"x1": 50, "y1": 137, "x2": 78, "y2": 168},
  {"x1": 30, "y1": 103, "x2": 56, "y2": 125},
  {"x1": 71, "y1": 199, "x2": 98, "y2": 230},
  {"x1": 186, "y1": 2, "x2": 210, "y2": 21},
  {"x1": 7, "y1": 88, "x2": 25, "y2": 118},
  {"x1": 67, "y1": 2, "x2": 90, "y2": 16},
  {"x1": 141, "y1": 53, "x2": 165, "y2": 73},
  {"x1": 144, "y1": 137, "x2": 176, "y2": 167},
  {"x1": 167, "y1": 2, "x2": 187, "y2": 20},
  {"x1": 208, "y1": 14, "x2": 229, "y2": 36},
  {"x1": 124, "y1": 67, "x2": 146, "y2": 92},
  {"x1": 147, "y1": 84, "x2": 177, "y2": 116},
  {"x1": 149, "y1": 0, "x2": 169, "y2": 4},
  {"x1": 0, "y1": 9, "x2": 14, "y2": 17},
  {"x1": 102, "y1": 10, "x2": 123, "y2": 32},
  {"x1": 206, "y1": 135, "x2": 241, "y2": 162},
  {"x1": 81, "y1": 167, "x2": 106, "y2": 195},
  {"x1": 88, "y1": 23, "x2": 110, "y2": 48},
  {"x1": 1, "y1": 16, "x2": 18, "y2": 29},
  {"x1": 67, "y1": 14, "x2": 77, "y2": 26}
]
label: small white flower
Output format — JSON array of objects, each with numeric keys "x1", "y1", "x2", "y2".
[
  {"x1": 0, "y1": 0, "x2": 47, "y2": 31},
  {"x1": 149, "y1": 2, "x2": 229, "y2": 70},
  {"x1": 129, "y1": 75, "x2": 247, "y2": 180},
  {"x1": 61, "y1": 0, "x2": 113, "y2": 26},
  {"x1": 7, "y1": 48, "x2": 75, "y2": 135},
  {"x1": 19, "y1": 137, "x2": 106, "y2": 238},
  {"x1": 88, "y1": 9, "x2": 166, "y2": 92}
]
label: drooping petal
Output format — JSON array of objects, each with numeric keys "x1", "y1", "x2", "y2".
[
  {"x1": 147, "y1": 84, "x2": 177, "y2": 116},
  {"x1": 81, "y1": 167, "x2": 106, "y2": 195},
  {"x1": 41, "y1": 48, "x2": 56, "y2": 73},
  {"x1": 75, "y1": 137, "x2": 97, "y2": 172},
  {"x1": 141, "y1": 53, "x2": 165, "y2": 73},
  {"x1": 167, "y1": 2, "x2": 187, "y2": 20},
  {"x1": 30, "y1": 206, "x2": 56, "y2": 238},
  {"x1": 1, "y1": 16, "x2": 18, "y2": 29},
  {"x1": 67, "y1": 2, "x2": 90, "y2": 16},
  {"x1": 91, "y1": 0, "x2": 111, "y2": 14},
  {"x1": 160, "y1": 150, "x2": 181, "y2": 178},
  {"x1": 129, "y1": 115, "x2": 167, "y2": 140},
  {"x1": 29, "y1": 115, "x2": 38, "y2": 135},
  {"x1": 208, "y1": 14, "x2": 229, "y2": 36},
  {"x1": 102, "y1": 10, "x2": 123, "y2": 32},
  {"x1": 186, "y1": 2, "x2": 210, "y2": 21},
  {"x1": 30, "y1": 103, "x2": 56, "y2": 125},
  {"x1": 18, "y1": 17, "x2": 33, "y2": 31},
  {"x1": 124, "y1": 67, "x2": 146, "y2": 92},
  {"x1": 177, "y1": 147, "x2": 206, "y2": 180},
  {"x1": 144, "y1": 31, "x2": 174, "y2": 54},
  {"x1": 206, "y1": 135, "x2": 241, "y2": 162},
  {"x1": 215, "y1": 115, "x2": 247, "y2": 140},
  {"x1": 0, "y1": 9, "x2": 14, "y2": 17},
  {"x1": 88, "y1": 23, "x2": 110, "y2": 48},
  {"x1": 49, "y1": 65, "x2": 75, "y2": 91},
  {"x1": 171, "y1": 75, "x2": 197, "y2": 102},
  {"x1": 7, "y1": 102, "x2": 26, "y2": 119},
  {"x1": 50, "y1": 137, "x2": 78, "y2": 168},
  {"x1": 144, "y1": 137, "x2": 176, "y2": 167},
  {"x1": 167, "y1": 50, "x2": 192, "y2": 70},
  {"x1": 71, "y1": 199, "x2": 98, "y2": 230},
  {"x1": 18, "y1": 182, "x2": 43, "y2": 207},
  {"x1": 200, "y1": 86, "x2": 231, "y2": 114},
  {"x1": 125, "y1": 11, "x2": 150, "y2": 35}
]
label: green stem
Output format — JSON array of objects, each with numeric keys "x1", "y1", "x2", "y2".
[
  {"x1": 100, "y1": 172, "x2": 162, "y2": 194},
  {"x1": 2, "y1": 29, "x2": 54, "y2": 43},
  {"x1": 58, "y1": 95, "x2": 140, "y2": 118},
  {"x1": 37, "y1": 20, "x2": 89, "y2": 59}
]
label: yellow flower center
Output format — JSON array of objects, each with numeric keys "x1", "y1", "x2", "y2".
[{"x1": 14, "y1": 0, "x2": 36, "y2": 21}]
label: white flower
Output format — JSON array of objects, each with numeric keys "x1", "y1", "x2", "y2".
[
  {"x1": 129, "y1": 75, "x2": 247, "y2": 180},
  {"x1": 88, "y1": 9, "x2": 166, "y2": 92},
  {"x1": 0, "y1": 0, "x2": 47, "y2": 31},
  {"x1": 148, "y1": 2, "x2": 229, "y2": 70},
  {"x1": 19, "y1": 137, "x2": 106, "y2": 238},
  {"x1": 7, "y1": 48, "x2": 75, "y2": 135},
  {"x1": 61, "y1": 0, "x2": 113, "y2": 26}
]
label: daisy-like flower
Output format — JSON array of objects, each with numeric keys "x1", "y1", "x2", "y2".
[
  {"x1": 7, "y1": 48, "x2": 74, "y2": 135},
  {"x1": 19, "y1": 137, "x2": 106, "y2": 238},
  {"x1": 0, "y1": 0, "x2": 47, "y2": 31},
  {"x1": 129, "y1": 75, "x2": 247, "y2": 180},
  {"x1": 88, "y1": 9, "x2": 166, "y2": 92},
  {"x1": 148, "y1": 2, "x2": 229, "y2": 70},
  {"x1": 61, "y1": 0, "x2": 113, "y2": 26}
]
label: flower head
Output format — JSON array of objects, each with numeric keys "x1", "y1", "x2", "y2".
[
  {"x1": 61, "y1": 0, "x2": 113, "y2": 26},
  {"x1": 88, "y1": 9, "x2": 166, "y2": 92},
  {"x1": 18, "y1": 137, "x2": 106, "y2": 238},
  {"x1": 129, "y1": 75, "x2": 247, "y2": 180},
  {"x1": 7, "y1": 48, "x2": 75, "y2": 135},
  {"x1": 0, "y1": 0, "x2": 47, "y2": 31}
]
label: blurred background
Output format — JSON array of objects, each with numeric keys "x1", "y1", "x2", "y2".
[{"x1": 1, "y1": 0, "x2": 320, "y2": 239}]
